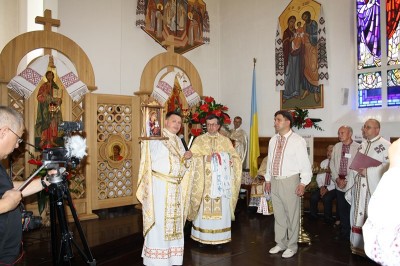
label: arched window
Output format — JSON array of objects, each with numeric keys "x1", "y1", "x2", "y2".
[{"x1": 356, "y1": 0, "x2": 400, "y2": 108}]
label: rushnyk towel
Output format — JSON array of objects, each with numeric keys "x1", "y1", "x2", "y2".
[{"x1": 7, "y1": 55, "x2": 89, "y2": 102}]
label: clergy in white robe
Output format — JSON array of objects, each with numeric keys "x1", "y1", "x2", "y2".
[
  {"x1": 228, "y1": 116, "x2": 248, "y2": 169},
  {"x1": 137, "y1": 111, "x2": 193, "y2": 266},
  {"x1": 363, "y1": 139, "x2": 400, "y2": 266},
  {"x1": 346, "y1": 119, "x2": 390, "y2": 257},
  {"x1": 188, "y1": 114, "x2": 242, "y2": 245}
]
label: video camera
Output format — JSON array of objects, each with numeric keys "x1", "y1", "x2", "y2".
[
  {"x1": 18, "y1": 121, "x2": 87, "y2": 191},
  {"x1": 41, "y1": 121, "x2": 87, "y2": 184}
]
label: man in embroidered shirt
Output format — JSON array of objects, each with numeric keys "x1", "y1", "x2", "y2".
[
  {"x1": 330, "y1": 125, "x2": 359, "y2": 241},
  {"x1": 265, "y1": 110, "x2": 312, "y2": 259},
  {"x1": 346, "y1": 119, "x2": 390, "y2": 257},
  {"x1": 309, "y1": 145, "x2": 337, "y2": 224},
  {"x1": 137, "y1": 111, "x2": 193, "y2": 266},
  {"x1": 188, "y1": 114, "x2": 242, "y2": 247}
]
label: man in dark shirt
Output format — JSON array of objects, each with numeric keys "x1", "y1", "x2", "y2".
[{"x1": 0, "y1": 106, "x2": 49, "y2": 264}]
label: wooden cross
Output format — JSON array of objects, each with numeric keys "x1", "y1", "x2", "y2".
[
  {"x1": 35, "y1": 9, "x2": 60, "y2": 55},
  {"x1": 35, "y1": 9, "x2": 60, "y2": 31}
]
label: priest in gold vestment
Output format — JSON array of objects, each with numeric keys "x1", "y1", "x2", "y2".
[
  {"x1": 188, "y1": 114, "x2": 242, "y2": 246},
  {"x1": 137, "y1": 111, "x2": 193, "y2": 266}
]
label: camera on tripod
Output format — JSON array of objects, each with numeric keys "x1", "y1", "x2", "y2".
[{"x1": 38, "y1": 121, "x2": 86, "y2": 184}]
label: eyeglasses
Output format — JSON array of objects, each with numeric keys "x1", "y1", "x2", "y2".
[
  {"x1": 8, "y1": 128, "x2": 23, "y2": 144},
  {"x1": 206, "y1": 123, "x2": 219, "y2": 127}
]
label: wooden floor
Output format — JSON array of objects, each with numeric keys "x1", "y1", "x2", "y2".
[{"x1": 18, "y1": 200, "x2": 378, "y2": 266}]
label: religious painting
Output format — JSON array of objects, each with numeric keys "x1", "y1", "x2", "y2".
[
  {"x1": 6, "y1": 54, "x2": 90, "y2": 149},
  {"x1": 280, "y1": 85, "x2": 324, "y2": 110},
  {"x1": 275, "y1": 0, "x2": 329, "y2": 110},
  {"x1": 140, "y1": 100, "x2": 166, "y2": 139},
  {"x1": 34, "y1": 68, "x2": 65, "y2": 149},
  {"x1": 98, "y1": 134, "x2": 131, "y2": 169},
  {"x1": 136, "y1": 0, "x2": 210, "y2": 54}
]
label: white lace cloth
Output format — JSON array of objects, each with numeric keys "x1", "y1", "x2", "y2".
[{"x1": 210, "y1": 152, "x2": 232, "y2": 199}]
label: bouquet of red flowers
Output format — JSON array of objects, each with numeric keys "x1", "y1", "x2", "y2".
[
  {"x1": 185, "y1": 96, "x2": 231, "y2": 136},
  {"x1": 290, "y1": 107, "x2": 323, "y2": 131}
]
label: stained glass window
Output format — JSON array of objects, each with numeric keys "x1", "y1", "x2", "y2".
[
  {"x1": 387, "y1": 0, "x2": 400, "y2": 65},
  {"x1": 357, "y1": 0, "x2": 381, "y2": 69},
  {"x1": 358, "y1": 72, "x2": 382, "y2": 108},
  {"x1": 357, "y1": 0, "x2": 400, "y2": 108},
  {"x1": 387, "y1": 69, "x2": 400, "y2": 106}
]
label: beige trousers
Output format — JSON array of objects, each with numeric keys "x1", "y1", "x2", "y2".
[{"x1": 271, "y1": 174, "x2": 300, "y2": 252}]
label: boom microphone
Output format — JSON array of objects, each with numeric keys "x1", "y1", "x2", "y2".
[
  {"x1": 65, "y1": 135, "x2": 87, "y2": 160},
  {"x1": 179, "y1": 134, "x2": 189, "y2": 151}
]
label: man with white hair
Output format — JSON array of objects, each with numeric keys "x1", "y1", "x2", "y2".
[{"x1": 0, "y1": 106, "x2": 50, "y2": 264}]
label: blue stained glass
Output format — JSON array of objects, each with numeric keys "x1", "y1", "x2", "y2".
[
  {"x1": 358, "y1": 72, "x2": 382, "y2": 108},
  {"x1": 357, "y1": 0, "x2": 381, "y2": 69},
  {"x1": 387, "y1": 69, "x2": 400, "y2": 106}
]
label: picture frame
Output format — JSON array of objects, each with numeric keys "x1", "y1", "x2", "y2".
[
  {"x1": 140, "y1": 100, "x2": 167, "y2": 140},
  {"x1": 280, "y1": 85, "x2": 324, "y2": 110}
]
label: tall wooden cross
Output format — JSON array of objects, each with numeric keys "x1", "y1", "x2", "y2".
[{"x1": 35, "y1": 9, "x2": 60, "y2": 54}]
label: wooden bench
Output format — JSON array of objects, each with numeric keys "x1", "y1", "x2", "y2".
[{"x1": 258, "y1": 137, "x2": 339, "y2": 214}]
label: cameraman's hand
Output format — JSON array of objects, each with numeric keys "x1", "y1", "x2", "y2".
[
  {"x1": 43, "y1": 169, "x2": 58, "y2": 187},
  {"x1": 0, "y1": 189, "x2": 22, "y2": 214}
]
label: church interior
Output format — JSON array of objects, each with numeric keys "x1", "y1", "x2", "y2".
[{"x1": 0, "y1": 0, "x2": 398, "y2": 265}]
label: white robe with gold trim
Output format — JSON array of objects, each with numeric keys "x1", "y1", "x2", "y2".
[{"x1": 137, "y1": 129, "x2": 192, "y2": 266}]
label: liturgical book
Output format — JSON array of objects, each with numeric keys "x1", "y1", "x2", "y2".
[{"x1": 349, "y1": 151, "x2": 382, "y2": 171}]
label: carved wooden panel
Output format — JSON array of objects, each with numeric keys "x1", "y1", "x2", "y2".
[{"x1": 86, "y1": 94, "x2": 140, "y2": 210}]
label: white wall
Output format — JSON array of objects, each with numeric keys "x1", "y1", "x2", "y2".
[
  {"x1": 57, "y1": 0, "x2": 221, "y2": 99},
  {"x1": 1, "y1": 0, "x2": 399, "y2": 139},
  {"x1": 0, "y1": 0, "x2": 20, "y2": 50}
]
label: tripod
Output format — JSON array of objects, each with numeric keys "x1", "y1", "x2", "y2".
[{"x1": 47, "y1": 170, "x2": 96, "y2": 265}]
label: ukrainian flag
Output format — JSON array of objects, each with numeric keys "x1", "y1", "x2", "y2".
[{"x1": 249, "y1": 64, "x2": 260, "y2": 178}]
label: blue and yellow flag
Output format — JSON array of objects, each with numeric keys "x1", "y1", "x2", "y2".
[{"x1": 249, "y1": 65, "x2": 260, "y2": 178}]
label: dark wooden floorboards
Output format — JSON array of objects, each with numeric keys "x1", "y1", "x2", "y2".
[{"x1": 18, "y1": 201, "x2": 378, "y2": 266}]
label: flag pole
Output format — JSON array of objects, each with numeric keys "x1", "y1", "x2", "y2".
[{"x1": 249, "y1": 59, "x2": 260, "y2": 178}]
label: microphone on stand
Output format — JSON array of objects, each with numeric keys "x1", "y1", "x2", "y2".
[{"x1": 179, "y1": 134, "x2": 189, "y2": 151}]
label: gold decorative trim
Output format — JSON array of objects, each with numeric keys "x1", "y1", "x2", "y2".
[
  {"x1": 191, "y1": 225, "x2": 231, "y2": 234},
  {"x1": 152, "y1": 170, "x2": 182, "y2": 184},
  {"x1": 190, "y1": 235, "x2": 231, "y2": 245}
]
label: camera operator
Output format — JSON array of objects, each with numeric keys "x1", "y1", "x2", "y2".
[{"x1": 0, "y1": 106, "x2": 51, "y2": 265}]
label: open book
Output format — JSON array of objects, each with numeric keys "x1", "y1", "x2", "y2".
[{"x1": 349, "y1": 151, "x2": 382, "y2": 171}]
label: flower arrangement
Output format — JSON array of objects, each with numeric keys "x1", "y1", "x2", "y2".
[
  {"x1": 184, "y1": 96, "x2": 231, "y2": 136},
  {"x1": 290, "y1": 107, "x2": 323, "y2": 131}
]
